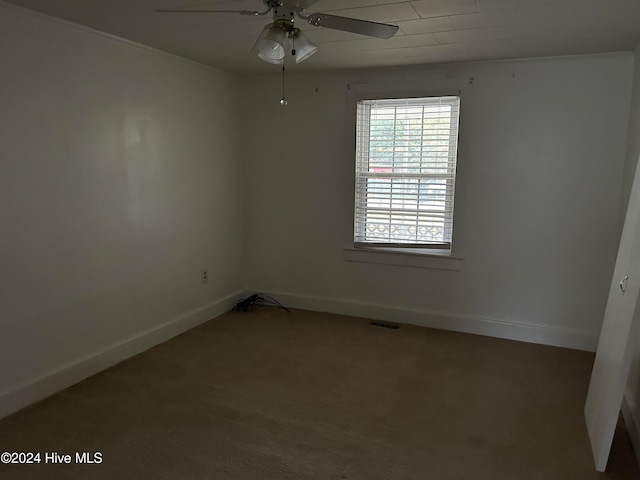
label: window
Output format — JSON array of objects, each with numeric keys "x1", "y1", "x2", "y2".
[{"x1": 354, "y1": 96, "x2": 460, "y2": 251}]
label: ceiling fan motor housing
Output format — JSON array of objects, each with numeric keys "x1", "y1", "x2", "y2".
[{"x1": 272, "y1": 4, "x2": 296, "y2": 24}]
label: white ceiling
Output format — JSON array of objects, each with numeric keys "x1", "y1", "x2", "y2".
[{"x1": 5, "y1": 0, "x2": 640, "y2": 74}]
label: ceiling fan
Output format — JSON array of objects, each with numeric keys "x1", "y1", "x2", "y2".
[{"x1": 157, "y1": 0, "x2": 399, "y2": 65}]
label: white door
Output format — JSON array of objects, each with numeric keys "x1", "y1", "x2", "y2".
[{"x1": 584, "y1": 157, "x2": 640, "y2": 472}]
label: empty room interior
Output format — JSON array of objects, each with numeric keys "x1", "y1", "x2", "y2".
[{"x1": 3, "y1": 0, "x2": 640, "y2": 478}]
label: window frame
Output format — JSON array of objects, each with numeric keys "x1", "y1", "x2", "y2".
[{"x1": 353, "y1": 93, "x2": 461, "y2": 253}]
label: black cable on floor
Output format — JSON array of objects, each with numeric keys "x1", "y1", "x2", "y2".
[
  {"x1": 232, "y1": 293, "x2": 290, "y2": 313},
  {"x1": 255, "y1": 293, "x2": 290, "y2": 313}
]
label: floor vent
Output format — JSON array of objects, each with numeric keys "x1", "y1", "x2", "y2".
[{"x1": 370, "y1": 321, "x2": 400, "y2": 330}]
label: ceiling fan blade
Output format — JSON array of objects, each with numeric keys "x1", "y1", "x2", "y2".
[
  {"x1": 290, "y1": 0, "x2": 320, "y2": 9},
  {"x1": 306, "y1": 13, "x2": 399, "y2": 39},
  {"x1": 156, "y1": 9, "x2": 259, "y2": 15}
]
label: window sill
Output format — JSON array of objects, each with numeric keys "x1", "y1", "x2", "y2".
[{"x1": 344, "y1": 246, "x2": 464, "y2": 271}]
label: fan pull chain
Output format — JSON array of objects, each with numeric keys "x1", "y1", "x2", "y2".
[{"x1": 280, "y1": 60, "x2": 287, "y2": 106}]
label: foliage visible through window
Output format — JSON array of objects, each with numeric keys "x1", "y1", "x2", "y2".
[{"x1": 354, "y1": 96, "x2": 460, "y2": 249}]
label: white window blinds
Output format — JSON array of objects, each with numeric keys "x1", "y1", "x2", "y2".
[{"x1": 354, "y1": 96, "x2": 460, "y2": 248}]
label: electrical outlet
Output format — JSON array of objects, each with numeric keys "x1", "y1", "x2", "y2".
[{"x1": 201, "y1": 269, "x2": 208, "y2": 284}]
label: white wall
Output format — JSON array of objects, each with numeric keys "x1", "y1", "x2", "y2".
[
  {"x1": 241, "y1": 54, "x2": 633, "y2": 351},
  {"x1": 0, "y1": 3, "x2": 244, "y2": 417}
]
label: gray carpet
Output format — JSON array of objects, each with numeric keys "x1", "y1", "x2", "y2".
[{"x1": 1, "y1": 306, "x2": 638, "y2": 479}]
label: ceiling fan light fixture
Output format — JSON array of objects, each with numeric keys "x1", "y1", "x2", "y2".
[
  {"x1": 253, "y1": 23, "x2": 287, "y2": 63},
  {"x1": 257, "y1": 52, "x2": 284, "y2": 65},
  {"x1": 292, "y1": 30, "x2": 318, "y2": 63}
]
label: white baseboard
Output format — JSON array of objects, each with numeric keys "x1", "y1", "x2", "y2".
[
  {"x1": 622, "y1": 390, "x2": 640, "y2": 466},
  {"x1": 0, "y1": 290, "x2": 244, "y2": 420},
  {"x1": 249, "y1": 290, "x2": 599, "y2": 352}
]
